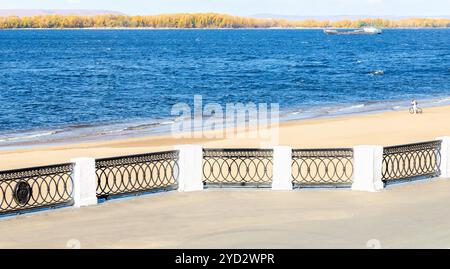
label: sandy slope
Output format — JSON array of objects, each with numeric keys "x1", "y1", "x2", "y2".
[{"x1": 1, "y1": 105, "x2": 449, "y2": 170}]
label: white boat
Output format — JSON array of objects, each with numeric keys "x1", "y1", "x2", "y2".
[
  {"x1": 361, "y1": 26, "x2": 382, "y2": 34},
  {"x1": 324, "y1": 26, "x2": 382, "y2": 35}
]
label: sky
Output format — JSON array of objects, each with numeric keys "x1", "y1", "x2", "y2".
[{"x1": 0, "y1": 0, "x2": 449, "y2": 16}]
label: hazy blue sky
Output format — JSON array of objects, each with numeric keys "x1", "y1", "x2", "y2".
[{"x1": 0, "y1": 0, "x2": 449, "y2": 16}]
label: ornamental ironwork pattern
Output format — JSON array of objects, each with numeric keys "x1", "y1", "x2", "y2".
[
  {"x1": 292, "y1": 149, "x2": 354, "y2": 186},
  {"x1": 95, "y1": 150, "x2": 179, "y2": 198},
  {"x1": 202, "y1": 149, "x2": 273, "y2": 186},
  {"x1": 382, "y1": 140, "x2": 441, "y2": 182},
  {"x1": 0, "y1": 163, "x2": 74, "y2": 216},
  {"x1": 14, "y1": 181, "x2": 32, "y2": 205}
]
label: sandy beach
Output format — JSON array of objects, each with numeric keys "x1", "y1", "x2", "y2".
[{"x1": 1, "y1": 105, "x2": 450, "y2": 170}]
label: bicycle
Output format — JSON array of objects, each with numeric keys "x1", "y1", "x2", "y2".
[{"x1": 409, "y1": 107, "x2": 423, "y2": 114}]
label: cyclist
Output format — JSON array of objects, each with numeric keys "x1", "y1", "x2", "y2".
[{"x1": 411, "y1": 99, "x2": 418, "y2": 114}]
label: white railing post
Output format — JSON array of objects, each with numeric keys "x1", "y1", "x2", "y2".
[
  {"x1": 272, "y1": 146, "x2": 293, "y2": 190},
  {"x1": 175, "y1": 145, "x2": 204, "y2": 192},
  {"x1": 352, "y1": 145, "x2": 384, "y2": 192},
  {"x1": 71, "y1": 157, "x2": 97, "y2": 207},
  {"x1": 436, "y1": 136, "x2": 450, "y2": 178}
]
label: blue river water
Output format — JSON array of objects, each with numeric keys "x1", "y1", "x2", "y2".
[{"x1": 0, "y1": 29, "x2": 449, "y2": 147}]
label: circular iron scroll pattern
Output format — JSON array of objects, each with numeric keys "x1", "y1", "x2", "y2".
[
  {"x1": 14, "y1": 181, "x2": 32, "y2": 205},
  {"x1": 95, "y1": 150, "x2": 179, "y2": 198},
  {"x1": 382, "y1": 141, "x2": 441, "y2": 182},
  {"x1": 202, "y1": 149, "x2": 273, "y2": 185},
  {"x1": 0, "y1": 163, "x2": 74, "y2": 215},
  {"x1": 292, "y1": 149, "x2": 353, "y2": 186}
]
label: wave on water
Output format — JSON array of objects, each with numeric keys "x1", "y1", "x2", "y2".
[
  {"x1": 122, "y1": 120, "x2": 176, "y2": 131},
  {"x1": 160, "y1": 120, "x2": 176, "y2": 125},
  {"x1": 123, "y1": 123, "x2": 161, "y2": 131},
  {"x1": 0, "y1": 118, "x2": 178, "y2": 148},
  {"x1": 0, "y1": 130, "x2": 60, "y2": 142},
  {"x1": 432, "y1": 96, "x2": 450, "y2": 104},
  {"x1": 368, "y1": 70, "x2": 385, "y2": 75},
  {"x1": 334, "y1": 104, "x2": 365, "y2": 112},
  {"x1": 67, "y1": 124, "x2": 94, "y2": 129}
]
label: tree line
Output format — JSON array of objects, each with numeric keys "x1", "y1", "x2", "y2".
[{"x1": 1, "y1": 13, "x2": 449, "y2": 29}]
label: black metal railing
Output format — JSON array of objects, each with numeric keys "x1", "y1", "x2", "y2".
[
  {"x1": 0, "y1": 163, "x2": 74, "y2": 216},
  {"x1": 292, "y1": 148, "x2": 354, "y2": 187},
  {"x1": 95, "y1": 150, "x2": 179, "y2": 199},
  {"x1": 203, "y1": 148, "x2": 273, "y2": 187},
  {"x1": 382, "y1": 140, "x2": 441, "y2": 183}
]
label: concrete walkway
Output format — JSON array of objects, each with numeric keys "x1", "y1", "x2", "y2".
[{"x1": 1, "y1": 179, "x2": 450, "y2": 248}]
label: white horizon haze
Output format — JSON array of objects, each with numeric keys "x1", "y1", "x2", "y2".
[{"x1": 0, "y1": 0, "x2": 449, "y2": 17}]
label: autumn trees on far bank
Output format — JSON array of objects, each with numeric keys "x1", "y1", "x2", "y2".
[{"x1": 1, "y1": 13, "x2": 449, "y2": 29}]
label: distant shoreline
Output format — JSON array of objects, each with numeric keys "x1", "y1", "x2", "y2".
[
  {"x1": 1, "y1": 27, "x2": 450, "y2": 30},
  {"x1": 2, "y1": 13, "x2": 448, "y2": 29}
]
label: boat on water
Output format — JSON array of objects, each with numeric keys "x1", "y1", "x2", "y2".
[{"x1": 324, "y1": 26, "x2": 382, "y2": 35}]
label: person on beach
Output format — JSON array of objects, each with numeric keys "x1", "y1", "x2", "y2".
[{"x1": 411, "y1": 99, "x2": 418, "y2": 114}]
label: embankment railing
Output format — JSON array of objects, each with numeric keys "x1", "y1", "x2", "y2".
[
  {"x1": 0, "y1": 163, "x2": 74, "y2": 216},
  {"x1": 95, "y1": 150, "x2": 179, "y2": 199},
  {"x1": 292, "y1": 148, "x2": 354, "y2": 187},
  {"x1": 382, "y1": 140, "x2": 442, "y2": 183},
  {"x1": 202, "y1": 148, "x2": 273, "y2": 187},
  {"x1": 1, "y1": 137, "x2": 449, "y2": 218}
]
